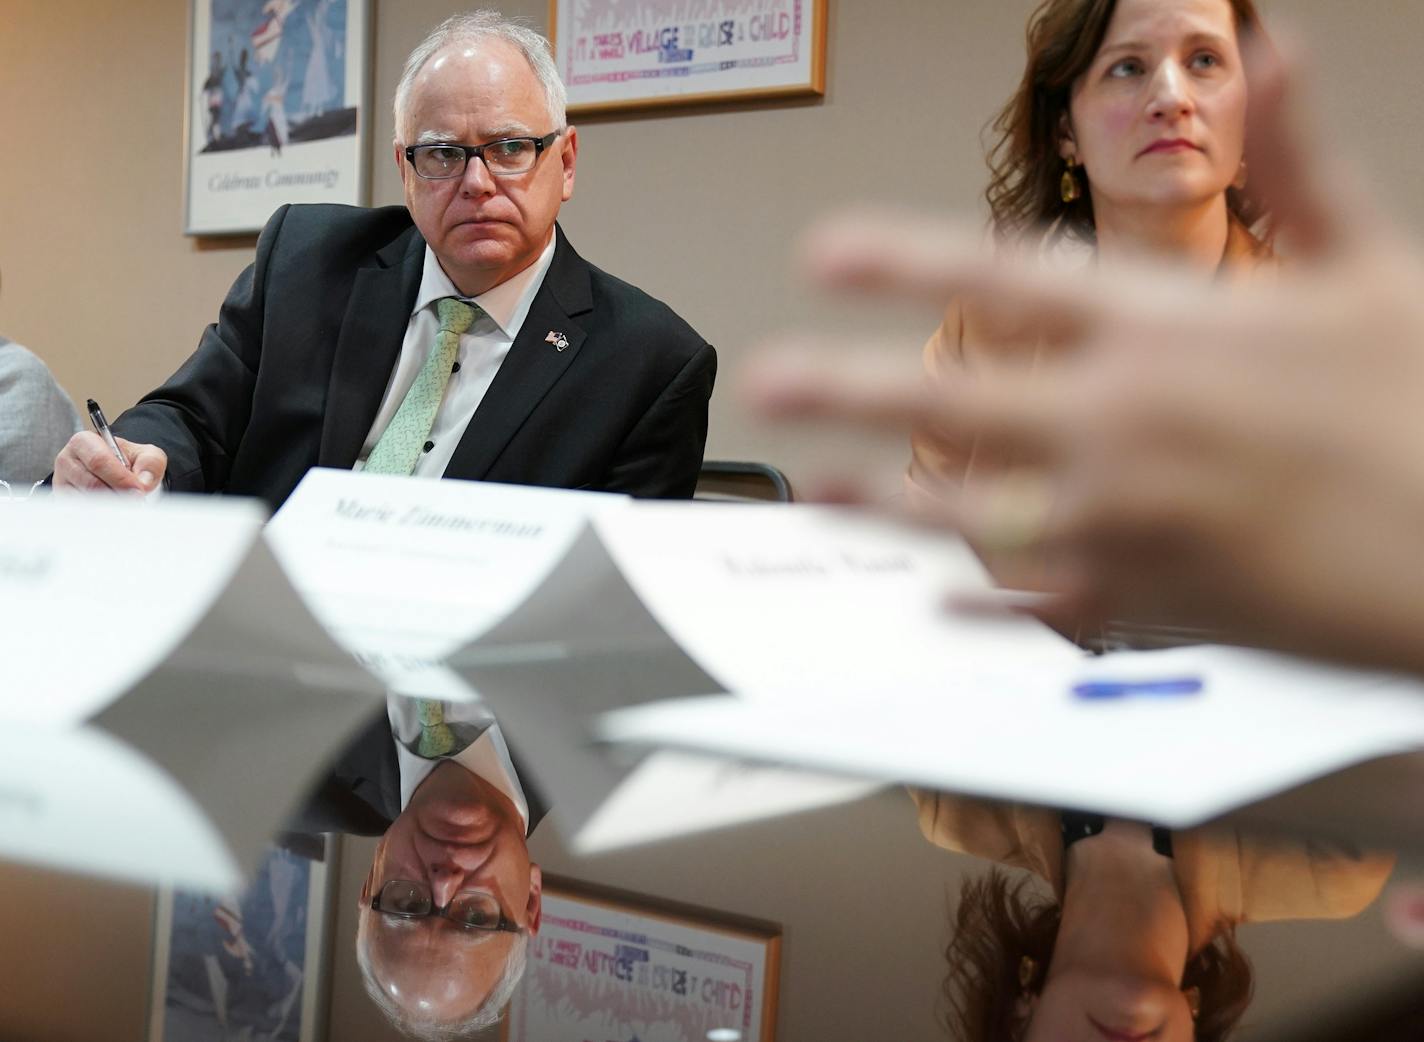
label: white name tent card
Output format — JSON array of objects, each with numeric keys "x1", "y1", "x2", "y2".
[
  {"x1": 448, "y1": 502, "x2": 1077, "y2": 850},
  {"x1": 446, "y1": 500, "x2": 1424, "y2": 845},
  {"x1": 0, "y1": 495, "x2": 382, "y2": 893},
  {"x1": 266, "y1": 468, "x2": 632, "y2": 703},
  {"x1": 270, "y1": 470, "x2": 877, "y2": 851}
]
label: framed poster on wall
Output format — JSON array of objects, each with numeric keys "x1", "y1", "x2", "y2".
[
  {"x1": 184, "y1": 0, "x2": 370, "y2": 236},
  {"x1": 550, "y1": 0, "x2": 827, "y2": 117},
  {"x1": 504, "y1": 876, "x2": 781, "y2": 1042},
  {"x1": 147, "y1": 835, "x2": 339, "y2": 1042}
]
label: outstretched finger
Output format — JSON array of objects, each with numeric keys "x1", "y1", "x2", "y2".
[
  {"x1": 745, "y1": 340, "x2": 1075, "y2": 465},
  {"x1": 798, "y1": 210, "x2": 1195, "y2": 341},
  {"x1": 744, "y1": 340, "x2": 944, "y2": 428}
]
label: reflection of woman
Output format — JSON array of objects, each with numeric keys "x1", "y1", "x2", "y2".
[
  {"x1": 917, "y1": 794, "x2": 1394, "y2": 1041},
  {"x1": 909, "y1": 0, "x2": 1273, "y2": 504}
]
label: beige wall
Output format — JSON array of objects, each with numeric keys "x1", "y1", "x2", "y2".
[
  {"x1": 11, "y1": 0, "x2": 1424, "y2": 490},
  {"x1": 7, "y1": 1, "x2": 1424, "y2": 1040},
  {"x1": 0, "y1": 863, "x2": 154, "y2": 1042}
]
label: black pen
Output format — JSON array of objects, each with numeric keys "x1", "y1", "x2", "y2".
[{"x1": 86, "y1": 399, "x2": 131, "y2": 469}]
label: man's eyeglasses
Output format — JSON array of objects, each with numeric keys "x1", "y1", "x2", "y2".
[
  {"x1": 370, "y1": 879, "x2": 521, "y2": 933},
  {"x1": 404, "y1": 131, "x2": 561, "y2": 180}
]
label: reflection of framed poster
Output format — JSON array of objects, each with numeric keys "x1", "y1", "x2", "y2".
[
  {"x1": 504, "y1": 876, "x2": 781, "y2": 1042},
  {"x1": 550, "y1": 0, "x2": 827, "y2": 117},
  {"x1": 147, "y1": 835, "x2": 339, "y2": 1042},
  {"x1": 184, "y1": 0, "x2": 370, "y2": 235}
]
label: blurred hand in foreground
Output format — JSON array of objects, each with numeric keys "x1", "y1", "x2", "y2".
[{"x1": 746, "y1": 43, "x2": 1424, "y2": 675}]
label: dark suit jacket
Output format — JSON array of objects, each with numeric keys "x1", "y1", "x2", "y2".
[
  {"x1": 119, "y1": 203, "x2": 713, "y2": 835},
  {"x1": 293, "y1": 709, "x2": 550, "y2": 838},
  {"x1": 115, "y1": 203, "x2": 716, "y2": 510}
]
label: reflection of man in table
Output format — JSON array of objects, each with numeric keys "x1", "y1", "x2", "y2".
[{"x1": 299, "y1": 692, "x2": 547, "y2": 1036}]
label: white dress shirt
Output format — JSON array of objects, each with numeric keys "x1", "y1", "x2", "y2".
[
  {"x1": 355, "y1": 234, "x2": 558, "y2": 478},
  {"x1": 387, "y1": 695, "x2": 532, "y2": 836},
  {"x1": 361, "y1": 240, "x2": 551, "y2": 835}
]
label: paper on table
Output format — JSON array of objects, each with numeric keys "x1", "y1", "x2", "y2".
[
  {"x1": 265, "y1": 469, "x2": 631, "y2": 700},
  {"x1": 588, "y1": 502, "x2": 1082, "y2": 699},
  {"x1": 600, "y1": 644, "x2": 1424, "y2": 829},
  {"x1": 452, "y1": 501, "x2": 1069, "y2": 850},
  {"x1": 266, "y1": 473, "x2": 872, "y2": 849},
  {"x1": 0, "y1": 724, "x2": 233, "y2": 889},
  {"x1": 446, "y1": 520, "x2": 736, "y2": 845},
  {"x1": 0, "y1": 495, "x2": 268, "y2": 726},
  {"x1": 572, "y1": 751, "x2": 882, "y2": 853},
  {"x1": 2, "y1": 494, "x2": 384, "y2": 892}
]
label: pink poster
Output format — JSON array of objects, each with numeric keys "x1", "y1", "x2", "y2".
[
  {"x1": 506, "y1": 885, "x2": 780, "y2": 1042},
  {"x1": 551, "y1": 0, "x2": 826, "y2": 115}
]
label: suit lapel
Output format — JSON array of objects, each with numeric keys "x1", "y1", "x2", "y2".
[
  {"x1": 318, "y1": 227, "x2": 426, "y2": 468},
  {"x1": 330, "y1": 708, "x2": 404, "y2": 826},
  {"x1": 444, "y1": 226, "x2": 595, "y2": 481}
]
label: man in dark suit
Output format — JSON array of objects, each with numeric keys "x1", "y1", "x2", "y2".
[
  {"x1": 53, "y1": 28, "x2": 713, "y2": 507},
  {"x1": 55, "y1": 10, "x2": 713, "y2": 1035}
]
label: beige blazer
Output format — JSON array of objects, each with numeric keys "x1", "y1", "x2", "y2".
[
  {"x1": 904, "y1": 224, "x2": 1390, "y2": 943},
  {"x1": 911, "y1": 788, "x2": 1395, "y2": 954}
]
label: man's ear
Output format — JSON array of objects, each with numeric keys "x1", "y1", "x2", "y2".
[
  {"x1": 526, "y1": 863, "x2": 544, "y2": 934},
  {"x1": 559, "y1": 126, "x2": 578, "y2": 203},
  {"x1": 393, "y1": 140, "x2": 406, "y2": 181}
]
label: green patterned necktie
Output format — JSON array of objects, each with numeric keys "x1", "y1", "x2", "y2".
[
  {"x1": 366, "y1": 297, "x2": 477, "y2": 750},
  {"x1": 416, "y1": 699, "x2": 456, "y2": 757},
  {"x1": 364, "y1": 296, "x2": 479, "y2": 476}
]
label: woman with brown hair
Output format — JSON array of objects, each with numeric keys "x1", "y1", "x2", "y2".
[
  {"x1": 909, "y1": 0, "x2": 1273, "y2": 507},
  {"x1": 906, "y1": 14, "x2": 1393, "y2": 1035},
  {"x1": 946, "y1": 867, "x2": 1248, "y2": 1042},
  {"x1": 919, "y1": 799, "x2": 1393, "y2": 1042}
]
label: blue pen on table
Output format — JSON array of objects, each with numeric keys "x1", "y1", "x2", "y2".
[
  {"x1": 86, "y1": 398, "x2": 130, "y2": 469},
  {"x1": 1072, "y1": 676, "x2": 1204, "y2": 700}
]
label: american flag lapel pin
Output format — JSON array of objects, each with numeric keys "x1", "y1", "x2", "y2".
[{"x1": 545, "y1": 330, "x2": 570, "y2": 352}]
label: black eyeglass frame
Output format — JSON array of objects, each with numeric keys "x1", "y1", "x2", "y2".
[
  {"x1": 370, "y1": 879, "x2": 522, "y2": 934},
  {"x1": 403, "y1": 131, "x2": 562, "y2": 180}
]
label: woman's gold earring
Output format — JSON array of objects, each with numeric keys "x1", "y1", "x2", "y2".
[
  {"x1": 1234, "y1": 159, "x2": 1249, "y2": 191},
  {"x1": 1185, "y1": 986, "x2": 1202, "y2": 1019},
  {"x1": 1018, "y1": 956, "x2": 1038, "y2": 990},
  {"x1": 1061, "y1": 156, "x2": 1083, "y2": 203}
]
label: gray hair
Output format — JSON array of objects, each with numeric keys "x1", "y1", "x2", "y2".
[
  {"x1": 355, "y1": 919, "x2": 529, "y2": 1040},
  {"x1": 393, "y1": 11, "x2": 567, "y2": 143}
]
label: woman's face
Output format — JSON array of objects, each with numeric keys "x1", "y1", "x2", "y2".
[
  {"x1": 1063, "y1": 0, "x2": 1248, "y2": 218},
  {"x1": 1024, "y1": 969, "x2": 1196, "y2": 1042}
]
